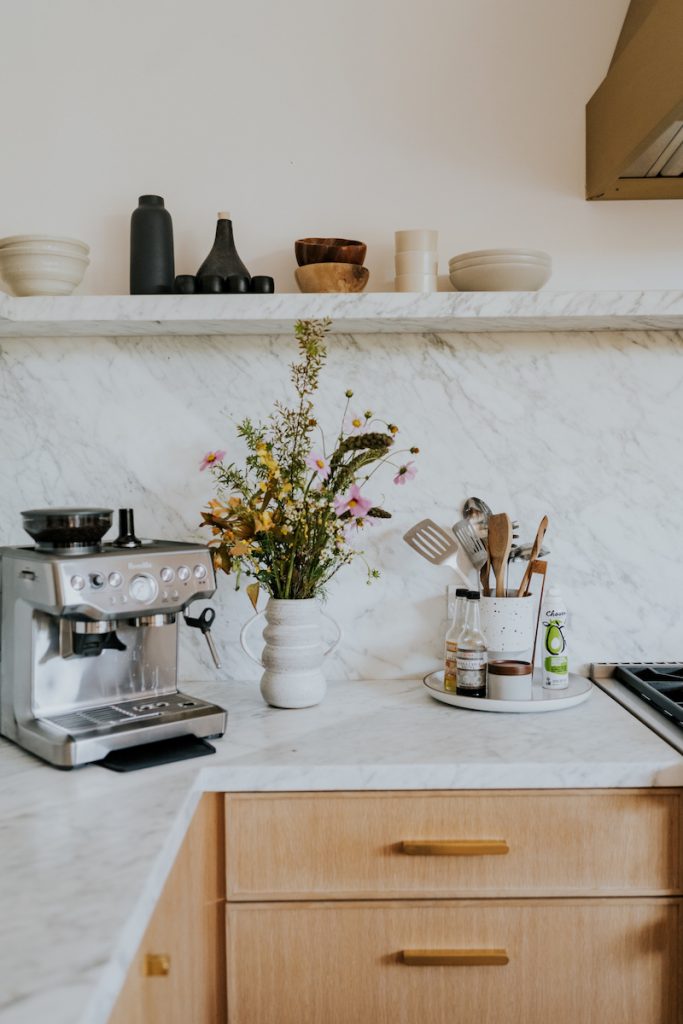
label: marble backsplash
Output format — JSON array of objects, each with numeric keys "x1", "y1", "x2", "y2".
[{"x1": 1, "y1": 326, "x2": 681, "y2": 685}]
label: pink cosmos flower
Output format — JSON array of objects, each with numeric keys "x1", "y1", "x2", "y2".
[
  {"x1": 334, "y1": 484, "x2": 373, "y2": 519},
  {"x1": 393, "y1": 460, "x2": 417, "y2": 485},
  {"x1": 343, "y1": 412, "x2": 366, "y2": 434},
  {"x1": 200, "y1": 449, "x2": 226, "y2": 472},
  {"x1": 305, "y1": 451, "x2": 331, "y2": 481}
]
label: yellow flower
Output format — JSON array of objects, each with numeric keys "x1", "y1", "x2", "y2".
[
  {"x1": 280, "y1": 525, "x2": 291, "y2": 535},
  {"x1": 256, "y1": 444, "x2": 280, "y2": 475},
  {"x1": 253, "y1": 511, "x2": 274, "y2": 533},
  {"x1": 230, "y1": 540, "x2": 252, "y2": 556}
]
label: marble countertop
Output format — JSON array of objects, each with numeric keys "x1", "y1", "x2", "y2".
[
  {"x1": 4, "y1": 289, "x2": 683, "y2": 336},
  {"x1": 1, "y1": 675, "x2": 682, "y2": 1024}
]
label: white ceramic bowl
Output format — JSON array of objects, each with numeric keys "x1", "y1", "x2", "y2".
[
  {"x1": 449, "y1": 247, "x2": 550, "y2": 265},
  {"x1": 0, "y1": 248, "x2": 90, "y2": 296},
  {"x1": 395, "y1": 229, "x2": 438, "y2": 253},
  {"x1": 0, "y1": 234, "x2": 89, "y2": 254},
  {"x1": 450, "y1": 261, "x2": 550, "y2": 291},
  {"x1": 395, "y1": 250, "x2": 438, "y2": 275},
  {"x1": 449, "y1": 253, "x2": 551, "y2": 271},
  {"x1": 395, "y1": 273, "x2": 438, "y2": 292}
]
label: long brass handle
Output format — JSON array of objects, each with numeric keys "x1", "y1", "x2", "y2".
[
  {"x1": 399, "y1": 839, "x2": 509, "y2": 856},
  {"x1": 401, "y1": 949, "x2": 509, "y2": 967},
  {"x1": 144, "y1": 953, "x2": 171, "y2": 977}
]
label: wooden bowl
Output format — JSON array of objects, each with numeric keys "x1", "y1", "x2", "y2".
[
  {"x1": 295, "y1": 262, "x2": 369, "y2": 293},
  {"x1": 295, "y1": 237, "x2": 367, "y2": 267}
]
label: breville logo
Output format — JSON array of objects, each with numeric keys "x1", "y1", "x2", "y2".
[{"x1": 128, "y1": 561, "x2": 152, "y2": 570}]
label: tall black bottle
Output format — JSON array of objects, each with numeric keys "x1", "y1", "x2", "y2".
[
  {"x1": 130, "y1": 195, "x2": 175, "y2": 294},
  {"x1": 197, "y1": 212, "x2": 250, "y2": 281}
]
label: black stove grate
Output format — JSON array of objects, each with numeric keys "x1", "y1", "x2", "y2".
[{"x1": 614, "y1": 664, "x2": 683, "y2": 725}]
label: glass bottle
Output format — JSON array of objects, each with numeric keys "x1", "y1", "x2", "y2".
[
  {"x1": 444, "y1": 588, "x2": 469, "y2": 692},
  {"x1": 455, "y1": 591, "x2": 488, "y2": 698}
]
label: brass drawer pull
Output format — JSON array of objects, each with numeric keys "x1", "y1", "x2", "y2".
[
  {"x1": 399, "y1": 839, "x2": 509, "y2": 856},
  {"x1": 401, "y1": 948, "x2": 509, "y2": 967},
  {"x1": 144, "y1": 953, "x2": 171, "y2": 977}
]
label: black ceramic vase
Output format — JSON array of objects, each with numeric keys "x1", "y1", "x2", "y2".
[
  {"x1": 197, "y1": 212, "x2": 250, "y2": 281},
  {"x1": 130, "y1": 195, "x2": 175, "y2": 294}
]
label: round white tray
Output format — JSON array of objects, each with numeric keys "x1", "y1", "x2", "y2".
[{"x1": 423, "y1": 670, "x2": 592, "y2": 713}]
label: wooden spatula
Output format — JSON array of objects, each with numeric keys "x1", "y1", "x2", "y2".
[
  {"x1": 487, "y1": 513, "x2": 513, "y2": 598},
  {"x1": 517, "y1": 515, "x2": 549, "y2": 597}
]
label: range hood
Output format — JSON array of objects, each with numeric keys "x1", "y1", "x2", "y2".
[{"x1": 586, "y1": 0, "x2": 683, "y2": 199}]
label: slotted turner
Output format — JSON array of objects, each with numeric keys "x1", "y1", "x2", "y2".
[{"x1": 403, "y1": 519, "x2": 469, "y2": 587}]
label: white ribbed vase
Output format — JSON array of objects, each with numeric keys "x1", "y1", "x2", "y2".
[{"x1": 240, "y1": 598, "x2": 341, "y2": 709}]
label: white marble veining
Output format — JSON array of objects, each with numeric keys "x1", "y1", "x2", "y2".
[
  {"x1": 5, "y1": 289, "x2": 683, "y2": 336},
  {"x1": 0, "y1": 676, "x2": 681, "y2": 1024},
  {"x1": 0, "y1": 326, "x2": 680, "y2": 680}
]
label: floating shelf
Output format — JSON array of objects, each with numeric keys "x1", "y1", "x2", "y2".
[{"x1": 2, "y1": 290, "x2": 683, "y2": 337}]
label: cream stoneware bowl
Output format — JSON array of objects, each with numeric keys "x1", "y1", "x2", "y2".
[
  {"x1": 0, "y1": 248, "x2": 90, "y2": 296},
  {"x1": 449, "y1": 260, "x2": 551, "y2": 292},
  {"x1": 395, "y1": 273, "x2": 437, "y2": 292}
]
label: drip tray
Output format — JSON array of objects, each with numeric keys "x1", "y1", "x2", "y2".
[{"x1": 43, "y1": 694, "x2": 206, "y2": 736}]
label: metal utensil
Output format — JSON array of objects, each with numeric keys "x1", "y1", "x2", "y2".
[
  {"x1": 517, "y1": 516, "x2": 549, "y2": 598},
  {"x1": 403, "y1": 519, "x2": 469, "y2": 586},
  {"x1": 509, "y1": 542, "x2": 550, "y2": 563},
  {"x1": 452, "y1": 517, "x2": 488, "y2": 571},
  {"x1": 487, "y1": 513, "x2": 514, "y2": 598}
]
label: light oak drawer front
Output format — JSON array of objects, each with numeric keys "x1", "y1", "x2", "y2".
[
  {"x1": 225, "y1": 791, "x2": 681, "y2": 899},
  {"x1": 226, "y1": 899, "x2": 682, "y2": 1024}
]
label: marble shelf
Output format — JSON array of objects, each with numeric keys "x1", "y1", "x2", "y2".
[{"x1": 2, "y1": 289, "x2": 683, "y2": 337}]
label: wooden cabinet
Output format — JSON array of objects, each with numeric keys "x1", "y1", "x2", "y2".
[
  {"x1": 108, "y1": 794, "x2": 226, "y2": 1024},
  {"x1": 225, "y1": 790, "x2": 681, "y2": 899},
  {"x1": 225, "y1": 790, "x2": 683, "y2": 1024},
  {"x1": 227, "y1": 898, "x2": 683, "y2": 1024}
]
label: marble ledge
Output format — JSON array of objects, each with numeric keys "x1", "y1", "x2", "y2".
[{"x1": 3, "y1": 289, "x2": 683, "y2": 337}]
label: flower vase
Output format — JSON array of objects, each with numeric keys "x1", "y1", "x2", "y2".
[{"x1": 240, "y1": 598, "x2": 341, "y2": 709}]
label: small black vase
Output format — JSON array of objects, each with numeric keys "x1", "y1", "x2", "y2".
[
  {"x1": 130, "y1": 195, "x2": 175, "y2": 294},
  {"x1": 197, "y1": 212, "x2": 250, "y2": 281}
]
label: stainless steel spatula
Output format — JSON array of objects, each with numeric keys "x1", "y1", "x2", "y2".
[{"x1": 403, "y1": 519, "x2": 469, "y2": 586}]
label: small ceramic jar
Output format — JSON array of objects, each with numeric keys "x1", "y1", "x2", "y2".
[{"x1": 488, "y1": 660, "x2": 533, "y2": 700}]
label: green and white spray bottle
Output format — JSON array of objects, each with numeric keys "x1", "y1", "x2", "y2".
[{"x1": 541, "y1": 585, "x2": 569, "y2": 689}]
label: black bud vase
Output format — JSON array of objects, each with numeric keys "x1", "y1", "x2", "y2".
[
  {"x1": 130, "y1": 195, "x2": 175, "y2": 295},
  {"x1": 197, "y1": 212, "x2": 250, "y2": 281}
]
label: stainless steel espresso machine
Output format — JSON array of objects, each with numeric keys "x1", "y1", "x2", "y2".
[{"x1": 0, "y1": 508, "x2": 227, "y2": 768}]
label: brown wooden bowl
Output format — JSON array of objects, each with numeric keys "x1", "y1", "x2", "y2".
[
  {"x1": 295, "y1": 237, "x2": 367, "y2": 267},
  {"x1": 295, "y1": 263, "x2": 369, "y2": 293}
]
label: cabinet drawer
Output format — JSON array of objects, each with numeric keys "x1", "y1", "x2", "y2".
[
  {"x1": 227, "y1": 898, "x2": 682, "y2": 1024},
  {"x1": 225, "y1": 790, "x2": 680, "y2": 899}
]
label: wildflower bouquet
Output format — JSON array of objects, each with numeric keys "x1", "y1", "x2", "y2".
[{"x1": 200, "y1": 318, "x2": 418, "y2": 603}]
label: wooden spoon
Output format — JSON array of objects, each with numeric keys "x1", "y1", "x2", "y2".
[
  {"x1": 517, "y1": 516, "x2": 549, "y2": 597},
  {"x1": 487, "y1": 513, "x2": 513, "y2": 598}
]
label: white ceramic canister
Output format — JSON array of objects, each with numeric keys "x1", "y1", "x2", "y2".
[
  {"x1": 240, "y1": 597, "x2": 341, "y2": 709},
  {"x1": 479, "y1": 594, "x2": 534, "y2": 662},
  {"x1": 487, "y1": 660, "x2": 533, "y2": 700}
]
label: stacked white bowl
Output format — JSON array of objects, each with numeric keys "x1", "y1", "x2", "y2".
[
  {"x1": 448, "y1": 248, "x2": 551, "y2": 292},
  {"x1": 395, "y1": 229, "x2": 438, "y2": 292},
  {"x1": 0, "y1": 235, "x2": 90, "y2": 296}
]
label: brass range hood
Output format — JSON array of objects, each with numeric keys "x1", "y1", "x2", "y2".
[{"x1": 586, "y1": 0, "x2": 683, "y2": 199}]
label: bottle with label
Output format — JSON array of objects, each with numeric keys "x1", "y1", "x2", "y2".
[
  {"x1": 541, "y1": 585, "x2": 569, "y2": 689},
  {"x1": 455, "y1": 591, "x2": 488, "y2": 698},
  {"x1": 444, "y1": 588, "x2": 469, "y2": 692}
]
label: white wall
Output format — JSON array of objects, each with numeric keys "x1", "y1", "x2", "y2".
[{"x1": 2, "y1": 0, "x2": 682, "y2": 294}]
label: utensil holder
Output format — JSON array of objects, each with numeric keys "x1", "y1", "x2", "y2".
[{"x1": 480, "y1": 594, "x2": 534, "y2": 662}]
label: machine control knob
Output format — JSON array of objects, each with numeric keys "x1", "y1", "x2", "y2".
[
  {"x1": 108, "y1": 571, "x2": 123, "y2": 588},
  {"x1": 129, "y1": 573, "x2": 158, "y2": 605},
  {"x1": 70, "y1": 574, "x2": 85, "y2": 591},
  {"x1": 193, "y1": 564, "x2": 208, "y2": 580},
  {"x1": 177, "y1": 565, "x2": 191, "y2": 582},
  {"x1": 90, "y1": 573, "x2": 105, "y2": 589},
  {"x1": 160, "y1": 567, "x2": 175, "y2": 583}
]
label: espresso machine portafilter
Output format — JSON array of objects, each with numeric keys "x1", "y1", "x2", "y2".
[{"x1": 0, "y1": 507, "x2": 227, "y2": 768}]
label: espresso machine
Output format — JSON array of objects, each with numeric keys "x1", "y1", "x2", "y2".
[{"x1": 0, "y1": 508, "x2": 227, "y2": 768}]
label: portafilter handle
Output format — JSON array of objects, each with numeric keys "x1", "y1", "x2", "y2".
[
  {"x1": 114, "y1": 508, "x2": 142, "y2": 548},
  {"x1": 184, "y1": 607, "x2": 221, "y2": 669}
]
